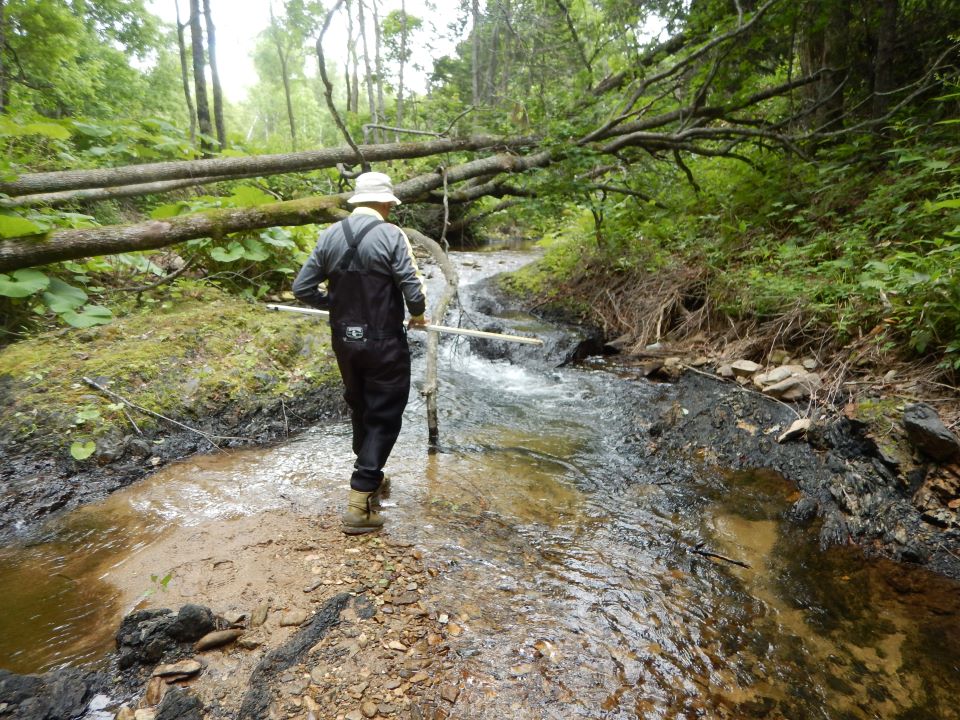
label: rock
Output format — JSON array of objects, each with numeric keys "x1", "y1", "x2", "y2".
[
  {"x1": 250, "y1": 602, "x2": 270, "y2": 628},
  {"x1": 195, "y1": 628, "x2": 244, "y2": 652},
  {"x1": 603, "y1": 334, "x2": 631, "y2": 352},
  {"x1": 0, "y1": 667, "x2": 93, "y2": 720},
  {"x1": 155, "y1": 687, "x2": 202, "y2": 720},
  {"x1": 768, "y1": 349, "x2": 790, "y2": 365},
  {"x1": 238, "y1": 635, "x2": 262, "y2": 650},
  {"x1": 280, "y1": 609, "x2": 308, "y2": 627},
  {"x1": 116, "y1": 707, "x2": 136, "y2": 720},
  {"x1": 730, "y1": 360, "x2": 761, "y2": 377},
  {"x1": 143, "y1": 676, "x2": 168, "y2": 707},
  {"x1": 903, "y1": 403, "x2": 960, "y2": 462},
  {"x1": 509, "y1": 664, "x2": 534, "y2": 676},
  {"x1": 134, "y1": 710, "x2": 156, "y2": 720},
  {"x1": 409, "y1": 671, "x2": 429, "y2": 683},
  {"x1": 754, "y1": 366, "x2": 796, "y2": 387},
  {"x1": 802, "y1": 358, "x2": 819, "y2": 370},
  {"x1": 346, "y1": 711, "x2": 364, "y2": 720},
  {"x1": 717, "y1": 364, "x2": 735, "y2": 379},
  {"x1": 440, "y1": 685, "x2": 460, "y2": 703},
  {"x1": 169, "y1": 605, "x2": 215, "y2": 642},
  {"x1": 763, "y1": 373, "x2": 821, "y2": 401},
  {"x1": 445, "y1": 623, "x2": 463, "y2": 637},
  {"x1": 778, "y1": 418, "x2": 812, "y2": 443},
  {"x1": 223, "y1": 611, "x2": 247, "y2": 626},
  {"x1": 153, "y1": 660, "x2": 203, "y2": 679},
  {"x1": 362, "y1": 701, "x2": 379, "y2": 718},
  {"x1": 387, "y1": 640, "x2": 408, "y2": 651}
]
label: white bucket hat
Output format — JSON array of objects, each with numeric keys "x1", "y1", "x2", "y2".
[{"x1": 348, "y1": 171, "x2": 402, "y2": 205}]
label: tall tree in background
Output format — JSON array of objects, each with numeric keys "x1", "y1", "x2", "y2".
[
  {"x1": 203, "y1": 0, "x2": 226, "y2": 148},
  {"x1": 174, "y1": 0, "x2": 196, "y2": 144},
  {"x1": 471, "y1": 0, "x2": 480, "y2": 106},
  {"x1": 357, "y1": 0, "x2": 379, "y2": 134},
  {"x1": 372, "y1": 0, "x2": 386, "y2": 141},
  {"x1": 269, "y1": 3, "x2": 298, "y2": 150},
  {"x1": 188, "y1": 0, "x2": 213, "y2": 152},
  {"x1": 383, "y1": 5, "x2": 421, "y2": 133},
  {"x1": 0, "y1": 0, "x2": 7, "y2": 113}
]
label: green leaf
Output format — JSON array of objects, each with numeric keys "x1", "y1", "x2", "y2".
[
  {"x1": 228, "y1": 186, "x2": 274, "y2": 207},
  {"x1": 0, "y1": 214, "x2": 44, "y2": 238},
  {"x1": 150, "y1": 203, "x2": 184, "y2": 219},
  {"x1": 241, "y1": 237, "x2": 270, "y2": 262},
  {"x1": 22, "y1": 122, "x2": 71, "y2": 140},
  {"x1": 260, "y1": 227, "x2": 296, "y2": 248},
  {"x1": 209, "y1": 242, "x2": 245, "y2": 263},
  {"x1": 70, "y1": 440, "x2": 96, "y2": 460},
  {"x1": 61, "y1": 305, "x2": 113, "y2": 328},
  {"x1": 925, "y1": 199, "x2": 960, "y2": 211},
  {"x1": 0, "y1": 269, "x2": 50, "y2": 298},
  {"x1": 43, "y1": 278, "x2": 88, "y2": 312},
  {"x1": 72, "y1": 121, "x2": 113, "y2": 138}
]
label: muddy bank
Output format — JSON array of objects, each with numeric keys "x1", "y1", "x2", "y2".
[
  {"x1": 616, "y1": 367, "x2": 960, "y2": 580},
  {"x1": 0, "y1": 290, "x2": 347, "y2": 543},
  {"x1": 0, "y1": 510, "x2": 466, "y2": 720}
]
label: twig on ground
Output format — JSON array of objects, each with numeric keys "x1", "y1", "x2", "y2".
[
  {"x1": 82, "y1": 376, "x2": 254, "y2": 450},
  {"x1": 690, "y1": 543, "x2": 751, "y2": 568}
]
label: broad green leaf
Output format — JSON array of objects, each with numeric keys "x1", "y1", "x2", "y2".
[
  {"x1": 209, "y1": 242, "x2": 245, "y2": 263},
  {"x1": 229, "y1": 186, "x2": 274, "y2": 207},
  {"x1": 0, "y1": 269, "x2": 50, "y2": 297},
  {"x1": 0, "y1": 214, "x2": 44, "y2": 238},
  {"x1": 72, "y1": 121, "x2": 113, "y2": 138},
  {"x1": 925, "y1": 199, "x2": 960, "y2": 211},
  {"x1": 261, "y1": 227, "x2": 296, "y2": 248},
  {"x1": 150, "y1": 203, "x2": 185, "y2": 219},
  {"x1": 70, "y1": 440, "x2": 96, "y2": 460},
  {"x1": 241, "y1": 237, "x2": 270, "y2": 262},
  {"x1": 43, "y1": 278, "x2": 88, "y2": 312},
  {"x1": 61, "y1": 305, "x2": 113, "y2": 328},
  {"x1": 22, "y1": 122, "x2": 71, "y2": 140}
]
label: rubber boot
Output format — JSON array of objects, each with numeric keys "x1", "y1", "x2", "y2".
[{"x1": 342, "y1": 490, "x2": 384, "y2": 535}]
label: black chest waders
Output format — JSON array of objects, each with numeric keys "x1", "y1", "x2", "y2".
[{"x1": 327, "y1": 217, "x2": 412, "y2": 494}]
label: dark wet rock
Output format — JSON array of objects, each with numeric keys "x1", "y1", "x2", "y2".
[
  {"x1": 116, "y1": 605, "x2": 218, "y2": 670},
  {"x1": 0, "y1": 667, "x2": 100, "y2": 720},
  {"x1": 155, "y1": 687, "x2": 203, "y2": 720},
  {"x1": 170, "y1": 604, "x2": 216, "y2": 642},
  {"x1": 788, "y1": 497, "x2": 819, "y2": 526},
  {"x1": 903, "y1": 403, "x2": 960, "y2": 462}
]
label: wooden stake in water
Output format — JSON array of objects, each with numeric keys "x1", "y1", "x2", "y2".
[{"x1": 264, "y1": 304, "x2": 544, "y2": 346}]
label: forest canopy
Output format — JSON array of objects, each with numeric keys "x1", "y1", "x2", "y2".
[{"x1": 0, "y1": 0, "x2": 958, "y2": 372}]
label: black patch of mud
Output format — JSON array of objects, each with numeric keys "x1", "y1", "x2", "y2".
[
  {"x1": 236, "y1": 593, "x2": 353, "y2": 720},
  {"x1": 0, "y1": 384, "x2": 346, "y2": 545},
  {"x1": 639, "y1": 371, "x2": 960, "y2": 579}
]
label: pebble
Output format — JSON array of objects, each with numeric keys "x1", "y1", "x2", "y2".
[
  {"x1": 445, "y1": 623, "x2": 463, "y2": 637},
  {"x1": 250, "y1": 602, "x2": 270, "y2": 627},
  {"x1": 387, "y1": 640, "x2": 408, "y2": 651},
  {"x1": 195, "y1": 628, "x2": 244, "y2": 651},
  {"x1": 152, "y1": 659, "x2": 202, "y2": 678},
  {"x1": 361, "y1": 701, "x2": 378, "y2": 718},
  {"x1": 509, "y1": 663, "x2": 534, "y2": 676},
  {"x1": 280, "y1": 609, "x2": 308, "y2": 627},
  {"x1": 384, "y1": 678, "x2": 403, "y2": 690},
  {"x1": 440, "y1": 685, "x2": 460, "y2": 703}
]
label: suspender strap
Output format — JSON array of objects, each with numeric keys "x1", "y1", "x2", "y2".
[{"x1": 338, "y1": 218, "x2": 384, "y2": 272}]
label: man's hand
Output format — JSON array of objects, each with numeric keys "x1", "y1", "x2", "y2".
[{"x1": 408, "y1": 314, "x2": 428, "y2": 329}]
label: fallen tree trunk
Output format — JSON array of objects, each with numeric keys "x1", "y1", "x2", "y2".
[
  {"x1": 0, "y1": 151, "x2": 555, "y2": 272},
  {"x1": 0, "y1": 135, "x2": 532, "y2": 197}
]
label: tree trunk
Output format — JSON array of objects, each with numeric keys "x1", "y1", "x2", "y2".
[
  {"x1": 0, "y1": 0, "x2": 8, "y2": 113},
  {"x1": 357, "y1": 0, "x2": 377, "y2": 134},
  {"x1": 346, "y1": 0, "x2": 359, "y2": 113},
  {"x1": 0, "y1": 151, "x2": 552, "y2": 271},
  {"x1": 872, "y1": 0, "x2": 898, "y2": 118},
  {"x1": 189, "y1": 0, "x2": 213, "y2": 153},
  {"x1": 0, "y1": 135, "x2": 528, "y2": 196},
  {"x1": 203, "y1": 0, "x2": 227, "y2": 149},
  {"x1": 799, "y1": 0, "x2": 848, "y2": 132},
  {"x1": 372, "y1": 0, "x2": 386, "y2": 143},
  {"x1": 174, "y1": 0, "x2": 197, "y2": 145},
  {"x1": 396, "y1": 0, "x2": 407, "y2": 139},
  {"x1": 271, "y1": 8, "x2": 298, "y2": 151},
  {"x1": 471, "y1": 0, "x2": 480, "y2": 105}
]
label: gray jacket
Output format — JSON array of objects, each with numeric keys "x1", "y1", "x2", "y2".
[{"x1": 292, "y1": 208, "x2": 427, "y2": 318}]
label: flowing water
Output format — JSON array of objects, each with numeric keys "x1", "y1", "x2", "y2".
[{"x1": 1, "y1": 249, "x2": 959, "y2": 719}]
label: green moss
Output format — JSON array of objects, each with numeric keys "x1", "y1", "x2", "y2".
[{"x1": 0, "y1": 288, "x2": 339, "y2": 456}]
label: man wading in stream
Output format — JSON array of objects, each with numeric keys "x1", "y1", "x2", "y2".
[{"x1": 293, "y1": 172, "x2": 427, "y2": 534}]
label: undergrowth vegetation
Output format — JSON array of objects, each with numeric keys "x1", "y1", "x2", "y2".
[{"x1": 502, "y1": 118, "x2": 960, "y2": 377}]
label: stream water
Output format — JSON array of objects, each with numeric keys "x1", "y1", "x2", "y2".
[{"x1": 1, "y1": 249, "x2": 958, "y2": 719}]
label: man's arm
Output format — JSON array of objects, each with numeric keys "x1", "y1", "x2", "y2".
[
  {"x1": 292, "y1": 242, "x2": 330, "y2": 310},
  {"x1": 390, "y1": 228, "x2": 427, "y2": 318}
]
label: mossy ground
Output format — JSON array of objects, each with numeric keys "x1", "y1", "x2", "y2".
[{"x1": 0, "y1": 286, "x2": 341, "y2": 461}]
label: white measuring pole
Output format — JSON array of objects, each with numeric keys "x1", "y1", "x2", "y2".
[{"x1": 265, "y1": 304, "x2": 544, "y2": 346}]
